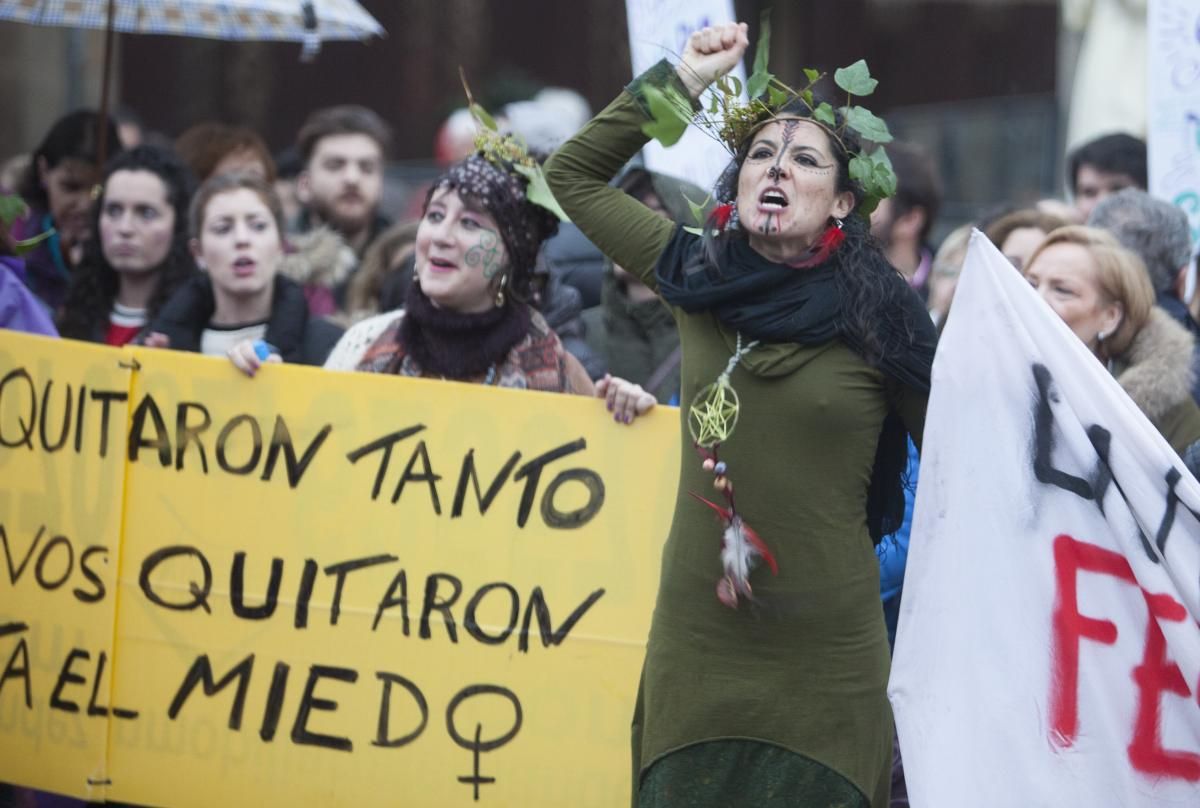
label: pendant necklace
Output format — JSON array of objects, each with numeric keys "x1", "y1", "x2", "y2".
[{"x1": 687, "y1": 332, "x2": 779, "y2": 609}]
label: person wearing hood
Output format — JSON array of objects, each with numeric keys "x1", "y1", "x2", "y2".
[
  {"x1": 581, "y1": 166, "x2": 704, "y2": 402},
  {"x1": 144, "y1": 172, "x2": 341, "y2": 365}
]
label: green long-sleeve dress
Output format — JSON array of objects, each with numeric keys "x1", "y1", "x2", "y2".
[{"x1": 545, "y1": 64, "x2": 928, "y2": 808}]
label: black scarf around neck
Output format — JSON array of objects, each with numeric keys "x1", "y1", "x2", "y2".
[
  {"x1": 656, "y1": 226, "x2": 935, "y2": 390},
  {"x1": 655, "y1": 225, "x2": 937, "y2": 543},
  {"x1": 399, "y1": 283, "x2": 531, "y2": 379}
]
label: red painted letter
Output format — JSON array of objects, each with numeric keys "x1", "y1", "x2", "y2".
[
  {"x1": 1049, "y1": 534, "x2": 1136, "y2": 746},
  {"x1": 1127, "y1": 591, "x2": 1200, "y2": 780}
]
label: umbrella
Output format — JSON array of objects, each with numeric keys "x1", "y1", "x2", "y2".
[{"x1": 0, "y1": 0, "x2": 386, "y2": 164}]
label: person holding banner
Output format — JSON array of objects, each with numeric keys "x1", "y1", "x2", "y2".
[
  {"x1": 546, "y1": 21, "x2": 936, "y2": 808},
  {"x1": 144, "y1": 173, "x2": 342, "y2": 365},
  {"x1": 58, "y1": 145, "x2": 198, "y2": 346},
  {"x1": 1024, "y1": 225, "x2": 1200, "y2": 469}
]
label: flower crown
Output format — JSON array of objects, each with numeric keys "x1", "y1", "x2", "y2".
[
  {"x1": 458, "y1": 69, "x2": 569, "y2": 222},
  {"x1": 641, "y1": 12, "x2": 898, "y2": 216}
]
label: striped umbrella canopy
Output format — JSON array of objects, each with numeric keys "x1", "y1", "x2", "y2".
[{"x1": 0, "y1": 0, "x2": 384, "y2": 41}]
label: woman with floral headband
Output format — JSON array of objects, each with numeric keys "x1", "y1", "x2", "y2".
[{"x1": 546, "y1": 22, "x2": 936, "y2": 807}]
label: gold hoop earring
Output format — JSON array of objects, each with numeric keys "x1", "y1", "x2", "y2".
[{"x1": 495, "y1": 275, "x2": 507, "y2": 308}]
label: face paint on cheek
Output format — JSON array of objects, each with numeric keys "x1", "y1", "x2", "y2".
[{"x1": 464, "y1": 229, "x2": 504, "y2": 279}]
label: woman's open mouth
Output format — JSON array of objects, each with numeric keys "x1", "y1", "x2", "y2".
[
  {"x1": 232, "y1": 256, "x2": 257, "y2": 277},
  {"x1": 758, "y1": 188, "x2": 789, "y2": 211}
]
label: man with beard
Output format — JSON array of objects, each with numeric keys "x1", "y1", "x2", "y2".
[{"x1": 290, "y1": 105, "x2": 393, "y2": 313}]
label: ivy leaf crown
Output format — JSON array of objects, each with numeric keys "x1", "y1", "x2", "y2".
[
  {"x1": 457, "y1": 69, "x2": 570, "y2": 222},
  {"x1": 643, "y1": 11, "x2": 899, "y2": 216}
]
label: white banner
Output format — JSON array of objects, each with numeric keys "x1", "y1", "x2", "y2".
[
  {"x1": 890, "y1": 231, "x2": 1200, "y2": 806},
  {"x1": 624, "y1": 0, "x2": 742, "y2": 193},
  {"x1": 1149, "y1": 0, "x2": 1200, "y2": 258}
]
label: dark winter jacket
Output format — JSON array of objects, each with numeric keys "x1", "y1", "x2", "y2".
[
  {"x1": 1155, "y1": 291, "x2": 1200, "y2": 406},
  {"x1": 289, "y1": 212, "x2": 392, "y2": 313},
  {"x1": 582, "y1": 268, "x2": 680, "y2": 404},
  {"x1": 146, "y1": 274, "x2": 342, "y2": 366},
  {"x1": 279, "y1": 226, "x2": 357, "y2": 318},
  {"x1": 536, "y1": 271, "x2": 605, "y2": 379}
]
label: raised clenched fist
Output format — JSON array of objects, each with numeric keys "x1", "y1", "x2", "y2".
[{"x1": 676, "y1": 22, "x2": 750, "y2": 100}]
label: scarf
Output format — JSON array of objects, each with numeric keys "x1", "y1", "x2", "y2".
[
  {"x1": 655, "y1": 224, "x2": 937, "y2": 542},
  {"x1": 396, "y1": 282, "x2": 531, "y2": 379}
]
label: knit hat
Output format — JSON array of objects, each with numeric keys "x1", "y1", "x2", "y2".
[{"x1": 425, "y1": 154, "x2": 560, "y2": 299}]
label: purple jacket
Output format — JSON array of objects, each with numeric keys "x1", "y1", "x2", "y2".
[
  {"x1": 0, "y1": 256, "x2": 58, "y2": 336},
  {"x1": 11, "y1": 209, "x2": 70, "y2": 312}
]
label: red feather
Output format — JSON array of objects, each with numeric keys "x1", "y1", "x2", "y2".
[
  {"x1": 740, "y1": 521, "x2": 779, "y2": 574},
  {"x1": 818, "y1": 222, "x2": 846, "y2": 251},
  {"x1": 712, "y1": 203, "x2": 734, "y2": 231},
  {"x1": 689, "y1": 491, "x2": 732, "y2": 521},
  {"x1": 788, "y1": 222, "x2": 847, "y2": 269},
  {"x1": 690, "y1": 492, "x2": 779, "y2": 609}
]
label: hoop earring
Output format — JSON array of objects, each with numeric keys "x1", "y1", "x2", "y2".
[{"x1": 495, "y1": 275, "x2": 507, "y2": 308}]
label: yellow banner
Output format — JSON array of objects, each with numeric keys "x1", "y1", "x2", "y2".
[
  {"x1": 0, "y1": 334, "x2": 132, "y2": 800},
  {"x1": 0, "y1": 331, "x2": 680, "y2": 807}
]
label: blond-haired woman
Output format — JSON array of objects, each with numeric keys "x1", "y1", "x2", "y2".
[{"x1": 1024, "y1": 225, "x2": 1200, "y2": 462}]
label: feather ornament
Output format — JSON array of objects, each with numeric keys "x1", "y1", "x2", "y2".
[{"x1": 690, "y1": 493, "x2": 779, "y2": 608}]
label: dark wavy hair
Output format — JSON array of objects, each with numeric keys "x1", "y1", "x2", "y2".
[
  {"x1": 18, "y1": 110, "x2": 119, "y2": 212},
  {"x1": 703, "y1": 99, "x2": 903, "y2": 365},
  {"x1": 58, "y1": 145, "x2": 198, "y2": 341}
]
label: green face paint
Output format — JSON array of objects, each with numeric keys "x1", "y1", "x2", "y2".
[{"x1": 465, "y1": 229, "x2": 504, "y2": 279}]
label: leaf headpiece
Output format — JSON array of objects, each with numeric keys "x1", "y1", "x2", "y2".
[
  {"x1": 459, "y1": 69, "x2": 569, "y2": 223},
  {"x1": 641, "y1": 11, "x2": 898, "y2": 216}
]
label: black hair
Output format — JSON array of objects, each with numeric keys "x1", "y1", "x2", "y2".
[
  {"x1": 18, "y1": 110, "x2": 120, "y2": 211},
  {"x1": 58, "y1": 145, "x2": 198, "y2": 341},
  {"x1": 1067, "y1": 133, "x2": 1147, "y2": 195},
  {"x1": 702, "y1": 99, "x2": 902, "y2": 364}
]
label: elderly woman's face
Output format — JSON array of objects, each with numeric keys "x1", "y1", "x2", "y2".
[
  {"x1": 1024, "y1": 242, "x2": 1123, "y2": 353},
  {"x1": 415, "y1": 187, "x2": 509, "y2": 313},
  {"x1": 736, "y1": 119, "x2": 854, "y2": 263}
]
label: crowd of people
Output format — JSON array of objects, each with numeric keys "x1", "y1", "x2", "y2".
[{"x1": 3, "y1": 18, "x2": 1197, "y2": 808}]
